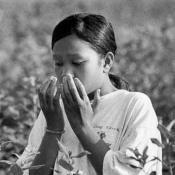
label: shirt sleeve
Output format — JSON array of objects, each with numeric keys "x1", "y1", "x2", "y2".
[
  {"x1": 103, "y1": 93, "x2": 162, "y2": 175},
  {"x1": 16, "y1": 110, "x2": 46, "y2": 175}
]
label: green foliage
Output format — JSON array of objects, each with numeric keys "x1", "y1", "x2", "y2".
[
  {"x1": 0, "y1": 1, "x2": 175, "y2": 174},
  {"x1": 157, "y1": 123, "x2": 175, "y2": 175}
]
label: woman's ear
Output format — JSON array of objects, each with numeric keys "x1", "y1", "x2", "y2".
[{"x1": 103, "y1": 52, "x2": 114, "y2": 73}]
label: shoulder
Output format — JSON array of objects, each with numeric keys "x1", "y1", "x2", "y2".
[
  {"x1": 129, "y1": 91, "x2": 153, "y2": 110},
  {"x1": 122, "y1": 91, "x2": 158, "y2": 127},
  {"x1": 113, "y1": 89, "x2": 152, "y2": 106},
  {"x1": 115, "y1": 89, "x2": 157, "y2": 119},
  {"x1": 120, "y1": 90, "x2": 154, "y2": 112}
]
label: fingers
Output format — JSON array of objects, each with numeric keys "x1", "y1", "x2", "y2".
[
  {"x1": 74, "y1": 78, "x2": 89, "y2": 102},
  {"x1": 20, "y1": 155, "x2": 35, "y2": 170},
  {"x1": 94, "y1": 89, "x2": 101, "y2": 104},
  {"x1": 53, "y1": 85, "x2": 61, "y2": 108},
  {"x1": 38, "y1": 76, "x2": 58, "y2": 109},
  {"x1": 38, "y1": 79, "x2": 51, "y2": 108},
  {"x1": 92, "y1": 89, "x2": 101, "y2": 111},
  {"x1": 66, "y1": 74, "x2": 81, "y2": 104},
  {"x1": 62, "y1": 76, "x2": 73, "y2": 105},
  {"x1": 60, "y1": 75, "x2": 90, "y2": 108},
  {"x1": 47, "y1": 76, "x2": 57, "y2": 109},
  {"x1": 61, "y1": 75, "x2": 82, "y2": 107}
]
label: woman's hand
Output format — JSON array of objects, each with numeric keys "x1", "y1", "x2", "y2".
[
  {"x1": 37, "y1": 76, "x2": 64, "y2": 131},
  {"x1": 60, "y1": 74, "x2": 99, "y2": 132}
]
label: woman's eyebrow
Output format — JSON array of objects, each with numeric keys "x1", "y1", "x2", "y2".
[
  {"x1": 67, "y1": 53, "x2": 86, "y2": 60},
  {"x1": 52, "y1": 54, "x2": 62, "y2": 60},
  {"x1": 53, "y1": 53, "x2": 87, "y2": 60}
]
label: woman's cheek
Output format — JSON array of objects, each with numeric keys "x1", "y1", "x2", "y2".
[{"x1": 82, "y1": 79, "x2": 97, "y2": 94}]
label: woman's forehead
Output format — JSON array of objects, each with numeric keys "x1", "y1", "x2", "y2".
[
  {"x1": 52, "y1": 52, "x2": 84, "y2": 60},
  {"x1": 52, "y1": 37, "x2": 100, "y2": 60},
  {"x1": 52, "y1": 35, "x2": 93, "y2": 52}
]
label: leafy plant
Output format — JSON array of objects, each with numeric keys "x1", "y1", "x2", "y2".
[
  {"x1": 56, "y1": 139, "x2": 91, "y2": 175},
  {"x1": 0, "y1": 1, "x2": 175, "y2": 174},
  {"x1": 157, "y1": 122, "x2": 175, "y2": 175}
]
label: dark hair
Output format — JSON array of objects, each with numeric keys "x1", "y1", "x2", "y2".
[{"x1": 52, "y1": 13, "x2": 130, "y2": 90}]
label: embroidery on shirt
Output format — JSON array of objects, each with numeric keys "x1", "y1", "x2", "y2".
[
  {"x1": 93, "y1": 125, "x2": 119, "y2": 132},
  {"x1": 94, "y1": 125, "x2": 120, "y2": 148},
  {"x1": 97, "y1": 131, "x2": 106, "y2": 139},
  {"x1": 106, "y1": 125, "x2": 120, "y2": 132},
  {"x1": 96, "y1": 131, "x2": 111, "y2": 148}
]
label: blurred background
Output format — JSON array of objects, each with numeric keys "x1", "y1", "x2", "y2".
[{"x1": 0, "y1": 0, "x2": 175, "y2": 174}]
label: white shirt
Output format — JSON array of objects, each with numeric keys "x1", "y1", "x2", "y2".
[{"x1": 17, "y1": 90, "x2": 162, "y2": 175}]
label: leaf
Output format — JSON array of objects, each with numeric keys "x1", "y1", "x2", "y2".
[
  {"x1": 71, "y1": 151, "x2": 91, "y2": 159},
  {"x1": 157, "y1": 124, "x2": 174, "y2": 140},
  {"x1": 149, "y1": 171, "x2": 156, "y2": 175},
  {"x1": 134, "y1": 148, "x2": 142, "y2": 157},
  {"x1": 54, "y1": 169, "x2": 61, "y2": 174},
  {"x1": 129, "y1": 164, "x2": 142, "y2": 169},
  {"x1": 22, "y1": 164, "x2": 46, "y2": 171},
  {"x1": 12, "y1": 153, "x2": 21, "y2": 159},
  {"x1": 58, "y1": 159, "x2": 74, "y2": 171},
  {"x1": 27, "y1": 151, "x2": 40, "y2": 157},
  {"x1": 151, "y1": 138, "x2": 164, "y2": 148},
  {"x1": 128, "y1": 148, "x2": 142, "y2": 158},
  {"x1": 142, "y1": 146, "x2": 149, "y2": 163},
  {"x1": 143, "y1": 146, "x2": 148, "y2": 154},
  {"x1": 0, "y1": 140, "x2": 13, "y2": 151},
  {"x1": 0, "y1": 140, "x2": 25, "y2": 151},
  {"x1": 56, "y1": 138, "x2": 69, "y2": 158},
  {"x1": 127, "y1": 156, "x2": 140, "y2": 162},
  {"x1": 148, "y1": 156, "x2": 162, "y2": 163},
  {"x1": 166, "y1": 119, "x2": 175, "y2": 132},
  {"x1": 74, "y1": 170, "x2": 83, "y2": 175},
  {"x1": 28, "y1": 164, "x2": 46, "y2": 170},
  {"x1": 0, "y1": 160, "x2": 13, "y2": 166},
  {"x1": 127, "y1": 148, "x2": 139, "y2": 158}
]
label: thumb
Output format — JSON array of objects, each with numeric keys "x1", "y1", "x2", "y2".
[
  {"x1": 94, "y1": 89, "x2": 100, "y2": 102},
  {"x1": 92, "y1": 89, "x2": 100, "y2": 111}
]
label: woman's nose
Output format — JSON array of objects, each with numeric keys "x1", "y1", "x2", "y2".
[{"x1": 61, "y1": 67, "x2": 74, "y2": 81}]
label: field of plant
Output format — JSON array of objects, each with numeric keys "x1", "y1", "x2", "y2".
[{"x1": 0, "y1": 0, "x2": 175, "y2": 174}]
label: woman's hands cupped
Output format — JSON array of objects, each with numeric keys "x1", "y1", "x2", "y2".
[
  {"x1": 60, "y1": 74, "x2": 94, "y2": 132},
  {"x1": 37, "y1": 76, "x2": 64, "y2": 131}
]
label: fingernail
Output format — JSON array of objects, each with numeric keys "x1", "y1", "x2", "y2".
[
  {"x1": 97, "y1": 89, "x2": 101, "y2": 97},
  {"x1": 67, "y1": 73, "x2": 72, "y2": 77},
  {"x1": 63, "y1": 76, "x2": 66, "y2": 82},
  {"x1": 67, "y1": 74, "x2": 73, "y2": 80},
  {"x1": 74, "y1": 77, "x2": 78, "y2": 81},
  {"x1": 50, "y1": 76, "x2": 57, "y2": 82}
]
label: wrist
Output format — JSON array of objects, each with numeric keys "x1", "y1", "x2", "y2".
[
  {"x1": 46, "y1": 124, "x2": 64, "y2": 132},
  {"x1": 46, "y1": 128, "x2": 65, "y2": 134},
  {"x1": 73, "y1": 121, "x2": 91, "y2": 134},
  {"x1": 75, "y1": 124, "x2": 99, "y2": 148},
  {"x1": 45, "y1": 130, "x2": 64, "y2": 139}
]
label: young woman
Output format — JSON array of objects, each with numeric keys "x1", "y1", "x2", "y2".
[{"x1": 15, "y1": 13, "x2": 162, "y2": 175}]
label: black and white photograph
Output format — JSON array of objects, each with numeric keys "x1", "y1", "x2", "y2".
[{"x1": 0, "y1": 0, "x2": 175, "y2": 175}]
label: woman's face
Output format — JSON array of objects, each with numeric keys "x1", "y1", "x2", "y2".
[{"x1": 52, "y1": 35, "x2": 105, "y2": 94}]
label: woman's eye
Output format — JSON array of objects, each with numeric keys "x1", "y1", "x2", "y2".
[
  {"x1": 73, "y1": 62, "x2": 81, "y2": 66},
  {"x1": 55, "y1": 62, "x2": 63, "y2": 66},
  {"x1": 73, "y1": 61, "x2": 86, "y2": 66}
]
